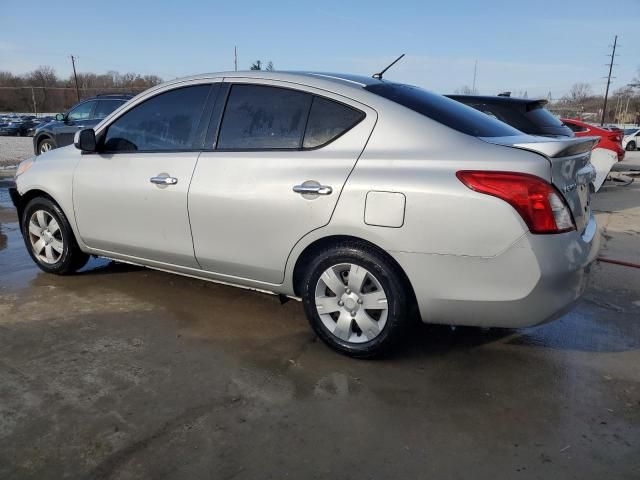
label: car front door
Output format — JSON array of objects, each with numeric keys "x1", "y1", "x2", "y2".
[
  {"x1": 54, "y1": 100, "x2": 96, "y2": 147},
  {"x1": 189, "y1": 81, "x2": 376, "y2": 284},
  {"x1": 73, "y1": 83, "x2": 216, "y2": 267}
]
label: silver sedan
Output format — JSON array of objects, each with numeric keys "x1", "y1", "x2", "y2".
[{"x1": 10, "y1": 71, "x2": 600, "y2": 357}]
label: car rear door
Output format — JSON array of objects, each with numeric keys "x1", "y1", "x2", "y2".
[
  {"x1": 188, "y1": 80, "x2": 376, "y2": 284},
  {"x1": 73, "y1": 83, "x2": 216, "y2": 267}
]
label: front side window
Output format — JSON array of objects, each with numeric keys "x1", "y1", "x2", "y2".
[
  {"x1": 217, "y1": 85, "x2": 312, "y2": 149},
  {"x1": 102, "y1": 85, "x2": 210, "y2": 152},
  {"x1": 67, "y1": 101, "x2": 95, "y2": 121},
  {"x1": 303, "y1": 97, "x2": 364, "y2": 148},
  {"x1": 94, "y1": 100, "x2": 125, "y2": 120}
]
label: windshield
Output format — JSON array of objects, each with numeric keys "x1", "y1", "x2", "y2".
[{"x1": 365, "y1": 83, "x2": 522, "y2": 137}]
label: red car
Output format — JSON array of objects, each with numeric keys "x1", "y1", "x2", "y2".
[{"x1": 562, "y1": 118, "x2": 625, "y2": 161}]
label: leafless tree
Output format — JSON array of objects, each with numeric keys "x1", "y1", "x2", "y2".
[{"x1": 566, "y1": 82, "x2": 592, "y2": 103}]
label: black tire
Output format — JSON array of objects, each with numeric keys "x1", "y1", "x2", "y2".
[
  {"x1": 626, "y1": 141, "x2": 636, "y2": 151},
  {"x1": 21, "y1": 197, "x2": 89, "y2": 275},
  {"x1": 37, "y1": 137, "x2": 56, "y2": 155},
  {"x1": 301, "y1": 241, "x2": 411, "y2": 358}
]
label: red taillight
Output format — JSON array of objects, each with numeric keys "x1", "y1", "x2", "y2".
[{"x1": 456, "y1": 171, "x2": 576, "y2": 234}]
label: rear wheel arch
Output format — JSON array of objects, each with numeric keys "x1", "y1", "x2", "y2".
[{"x1": 291, "y1": 235, "x2": 417, "y2": 304}]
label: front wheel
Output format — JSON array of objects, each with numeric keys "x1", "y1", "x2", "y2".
[
  {"x1": 37, "y1": 138, "x2": 55, "y2": 155},
  {"x1": 21, "y1": 197, "x2": 89, "y2": 274},
  {"x1": 301, "y1": 242, "x2": 411, "y2": 358},
  {"x1": 626, "y1": 141, "x2": 636, "y2": 151}
]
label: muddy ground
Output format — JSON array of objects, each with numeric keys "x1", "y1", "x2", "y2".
[{"x1": 0, "y1": 153, "x2": 639, "y2": 479}]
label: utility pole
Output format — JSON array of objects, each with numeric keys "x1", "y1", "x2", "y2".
[
  {"x1": 601, "y1": 35, "x2": 617, "y2": 126},
  {"x1": 234, "y1": 46, "x2": 238, "y2": 72},
  {"x1": 70, "y1": 54, "x2": 80, "y2": 102},
  {"x1": 472, "y1": 60, "x2": 478, "y2": 94},
  {"x1": 31, "y1": 87, "x2": 37, "y2": 116}
]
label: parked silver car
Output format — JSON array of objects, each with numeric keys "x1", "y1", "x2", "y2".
[{"x1": 11, "y1": 71, "x2": 600, "y2": 357}]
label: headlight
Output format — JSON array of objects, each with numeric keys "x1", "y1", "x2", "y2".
[{"x1": 15, "y1": 158, "x2": 34, "y2": 177}]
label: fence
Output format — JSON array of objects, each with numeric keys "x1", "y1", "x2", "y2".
[{"x1": 0, "y1": 86, "x2": 148, "y2": 116}]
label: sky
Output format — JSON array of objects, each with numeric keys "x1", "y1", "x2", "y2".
[{"x1": 1, "y1": 0, "x2": 639, "y2": 98}]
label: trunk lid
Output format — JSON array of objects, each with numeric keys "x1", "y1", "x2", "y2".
[{"x1": 481, "y1": 135, "x2": 598, "y2": 233}]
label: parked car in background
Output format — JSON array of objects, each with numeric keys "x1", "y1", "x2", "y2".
[
  {"x1": 562, "y1": 118, "x2": 625, "y2": 191},
  {"x1": 622, "y1": 127, "x2": 640, "y2": 151},
  {"x1": 11, "y1": 71, "x2": 600, "y2": 357},
  {"x1": 0, "y1": 116, "x2": 40, "y2": 136},
  {"x1": 447, "y1": 95, "x2": 574, "y2": 137},
  {"x1": 562, "y1": 118, "x2": 624, "y2": 161},
  {"x1": 33, "y1": 94, "x2": 133, "y2": 154}
]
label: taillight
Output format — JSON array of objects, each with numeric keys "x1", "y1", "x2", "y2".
[{"x1": 456, "y1": 171, "x2": 576, "y2": 234}]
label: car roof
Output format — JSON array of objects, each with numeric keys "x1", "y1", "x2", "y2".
[
  {"x1": 150, "y1": 71, "x2": 388, "y2": 98},
  {"x1": 86, "y1": 93, "x2": 135, "y2": 101}
]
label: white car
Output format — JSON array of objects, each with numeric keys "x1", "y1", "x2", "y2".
[{"x1": 622, "y1": 128, "x2": 640, "y2": 151}]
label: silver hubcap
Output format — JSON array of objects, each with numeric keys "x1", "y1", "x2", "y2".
[
  {"x1": 315, "y1": 263, "x2": 388, "y2": 344},
  {"x1": 28, "y1": 210, "x2": 64, "y2": 264},
  {"x1": 40, "y1": 142, "x2": 52, "y2": 153}
]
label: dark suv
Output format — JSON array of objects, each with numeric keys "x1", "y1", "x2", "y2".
[
  {"x1": 446, "y1": 95, "x2": 573, "y2": 138},
  {"x1": 33, "y1": 94, "x2": 133, "y2": 155}
]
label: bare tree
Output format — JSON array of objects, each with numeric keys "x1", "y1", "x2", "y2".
[{"x1": 567, "y1": 82, "x2": 592, "y2": 103}]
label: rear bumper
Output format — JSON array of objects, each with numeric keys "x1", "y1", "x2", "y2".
[{"x1": 392, "y1": 216, "x2": 600, "y2": 328}]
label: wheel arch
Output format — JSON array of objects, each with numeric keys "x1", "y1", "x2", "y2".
[
  {"x1": 290, "y1": 234, "x2": 417, "y2": 306},
  {"x1": 13, "y1": 188, "x2": 57, "y2": 220},
  {"x1": 34, "y1": 133, "x2": 55, "y2": 153}
]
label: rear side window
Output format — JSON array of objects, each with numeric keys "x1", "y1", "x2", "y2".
[
  {"x1": 218, "y1": 85, "x2": 312, "y2": 149},
  {"x1": 103, "y1": 85, "x2": 210, "y2": 152},
  {"x1": 94, "y1": 100, "x2": 125, "y2": 120},
  {"x1": 366, "y1": 83, "x2": 521, "y2": 137},
  {"x1": 303, "y1": 97, "x2": 364, "y2": 148}
]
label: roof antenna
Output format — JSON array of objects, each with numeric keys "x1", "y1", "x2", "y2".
[{"x1": 372, "y1": 54, "x2": 405, "y2": 80}]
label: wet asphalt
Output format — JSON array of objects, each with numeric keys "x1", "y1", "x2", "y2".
[{"x1": 0, "y1": 168, "x2": 639, "y2": 479}]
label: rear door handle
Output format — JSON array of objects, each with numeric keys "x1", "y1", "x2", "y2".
[
  {"x1": 293, "y1": 184, "x2": 333, "y2": 195},
  {"x1": 150, "y1": 176, "x2": 178, "y2": 185}
]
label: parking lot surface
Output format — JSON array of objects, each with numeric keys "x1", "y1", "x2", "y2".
[{"x1": 0, "y1": 153, "x2": 639, "y2": 479}]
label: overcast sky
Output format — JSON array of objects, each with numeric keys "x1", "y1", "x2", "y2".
[{"x1": 2, "y1": 0, "x2": 639, "y2": 98}]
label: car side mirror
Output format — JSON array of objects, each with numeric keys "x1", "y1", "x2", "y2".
[
  {"x1": 55, "y1": 113, "x2": 65, "y2": 121},
  {"x1": 74, "y1": 128, "x2": 96, "y2": 153}
]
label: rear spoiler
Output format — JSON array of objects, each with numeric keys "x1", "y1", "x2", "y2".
[{"x1": 482, "y1": 135, "x2": 599, "y2": 158}]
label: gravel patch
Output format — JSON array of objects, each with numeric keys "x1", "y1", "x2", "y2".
[{"x1": 0, "y1": 136, "x2": 33, "y2": 168}]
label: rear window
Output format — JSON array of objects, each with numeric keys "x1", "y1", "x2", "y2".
[
  {"x1": 457, "y1": 101, "x2": 571, "y2": 136},
  {"x1": 564, "y1": 122, "x2": 589, "y2": 133},
  {"x1": 365, "y1": 83, "x2": 521, "y2": 137}
]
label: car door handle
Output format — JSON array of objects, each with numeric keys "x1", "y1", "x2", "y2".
[
  {"x1": 150, "y1": 176, "x2": 178, "y2": 185},
  {"x1": 293, "y1": 184, "x2": 333, "y2": 195}
]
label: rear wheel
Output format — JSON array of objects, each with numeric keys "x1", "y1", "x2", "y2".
[
  {"x1": 301, "y1": 242, "x2": 410, "y2": 358},
  {"x1": 37, "y1": 138, "x2": 55, "y2": 155},
  {"x1": 21, "y1": 197, "x2": 89, "y2": 274},
  {"x1": 626, "y1": 141, "x2": 636, "y2": 151}
]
